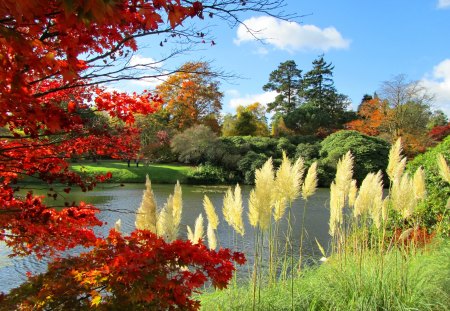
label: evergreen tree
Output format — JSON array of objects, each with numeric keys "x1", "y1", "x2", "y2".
[
  {"x1": 288, "y1": 55, "x2": 352, "y2": 135},
  {"x1": 263, "y1": 60, "x2": 302, "y2": 115}
]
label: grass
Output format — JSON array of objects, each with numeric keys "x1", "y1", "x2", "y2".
[
  {"x1": 70, "y1": 160, "x2": 194, "y2": 184},
  {"x1": 199, "y1": 239, "x2": 450, "y2": 311}
]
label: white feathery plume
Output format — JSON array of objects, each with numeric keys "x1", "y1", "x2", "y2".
[
  {"x1": 203, "y1": 195, "x2": 219, "y2": 230},
  {"x1": 135, "y1": 175, "x2": 157, "y2": 233}
]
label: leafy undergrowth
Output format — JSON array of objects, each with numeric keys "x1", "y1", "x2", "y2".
[
  {"x1": 199, "y1": 238, "x2": 450, "y2": 311},
  {"x1": 70, "y1": 160, "x2": 193, "y2": 183}
]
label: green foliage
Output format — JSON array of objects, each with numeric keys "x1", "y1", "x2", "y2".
[
  {"x1": 295, "y1": 142, "x2": 321, "y2": 163},
  {"x1": 222, "y1": 104, "x2": 269, "y2": 137},
  {"x1": 186, "y1": 164, "x2": 236, "y2": 184},
  {"x1": 237, "y1": 151, "x2": 270, "y2": 184},
  {"x1": 319, "y1": 130, "x2": 390, "y2": 186},
  {"x1": 171, "y1": 125, "x2": 218, "y2": 164},
  {"x1": 263, "y1": 60, "x2": 302, "y2": 115},
  {"x1": 264, "y1": 56, "x2": 353, "y2": 136},
  {"x1": 407, "y1": 136, "x2": 450, "y2": 233}
]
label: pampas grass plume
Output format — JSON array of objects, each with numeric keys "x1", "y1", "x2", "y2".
[
  {"x1": 413, "y1": 167, "x2": 426, "y2": 201},
  {"x1": 135, "y1": 175, "x2": 157, "y2": 233},
  {"x1": 348, "y1": 180, "x2": 357, "y2": 208},
  {"x1": 392, "y1": 173, "x2": 416, "y2": 219},
  {"x1": 335, "y1": 151, "x2": 354, "y2": 198},
  {"x1": 387, "y1": 138, "x2": 406, "y2": 182},
  {"x1": 194, "y1": 213, "x2": 204, "y2": 243},
  {"x1": 115, "y1": 219, "x2": 121, "y2": 233},
  {"x1": 223, "y1": 184, "x2": 245, "y2": 235},
  {"x1": 437, "y1": 153, "x2": 450, "y2": 183},
  {"x1": 301, "y1": 161, "x2": 318, "y2": 200},
  {"x1": 157, "y1": 195, "x2": 175, "y2": 241},
  {"x1": 249, "y1": 158, "x2": 274, "y2": 230},
  {"x1": 273, "y1": 197, "x2": 287, "y2": 222},
  {"x1": 273, "y1": 151, "x2": 304, "y2": 204},
  {"x1": 207, "y1": 223, "x2": 217, "y2": 250},
  {"x1": 203, "y1": 195, "x2": 219, "y2": 230},
  {"x1": 173, "y1": 180, "x2": 183, "y2": 235},
  {"x1": 329, "y1": 182, "x2": 341, "y2": 236}
]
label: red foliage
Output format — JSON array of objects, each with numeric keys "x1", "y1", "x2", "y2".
[
  {"x1": 2, "y1": 230, "x2": 245, "y2": 310},
  {"x1": 428, "y1": 122, "x2": 450, "y2": 142},
  {"x1": 393, "y1": 227, "x2": 436, "y2": 249},
  {"x1": 0, "y1": 1, "x2": 245, "y2": 308},
  {"x1": 345, "y1": 98, "x2": 386, "y2": 136}
]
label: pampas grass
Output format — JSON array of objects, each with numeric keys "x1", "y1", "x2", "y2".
[
  {"x1": 248, "y1": 159, "x2": 274, "y2": 231},
  {"x1": 135, "y1": 174, "x2": 158, "y2": 232},
  {"x1": 223, "y1": 184, "x2": 245, "y2": 236},
  {"x1": 301, "y1": 161, "x2": 318, "y2": 200},
  {"x1": 203, "y1": 195, "x2": 219, "y2": 230},
  {"x1": 187, "y1": 213, "x2": 204, "y2": 244},
  {"x1": 207, "y1": 223, "x2": 217, "y2": 250},
  {"x1": 387, "y1": 138, "x2": 406, "y2": 182},
  {"x1": 437, "y1": 153, "x2": 450, "y2": 183}
]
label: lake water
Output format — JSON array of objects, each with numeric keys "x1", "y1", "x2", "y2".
[{"x1": 0, "y1": 183, "x2": 332, "y2": 293}]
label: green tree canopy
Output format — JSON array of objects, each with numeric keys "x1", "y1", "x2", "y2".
[
  {"x1": 319, "y1": 130, "x2": 391, "y2": 186},
  {"x1": 263, "y1": 60, "x2": 302, "y2": 115}
]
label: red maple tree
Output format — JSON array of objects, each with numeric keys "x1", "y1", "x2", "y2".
[{"x1": 0, "y1": 0, "x2": 295, "y2": 308}]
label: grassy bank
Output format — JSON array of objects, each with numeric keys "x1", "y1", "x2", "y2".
[
  {"x1": 70, "y1": 160, "x2": 193, "y2": 184},
  {"x1": 199, "y1": 239, "x2": 450, "y2": 311}
]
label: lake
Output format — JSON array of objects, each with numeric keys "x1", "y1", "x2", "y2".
[{"x1": 0, "y1": 183, "x2": 332, "y2": 293}]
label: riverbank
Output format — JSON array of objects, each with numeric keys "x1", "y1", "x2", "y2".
[{"x1": 70, "y1": 160, "x2": 193, "y2": 184}]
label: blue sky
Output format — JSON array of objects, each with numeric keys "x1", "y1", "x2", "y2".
[{"x1": 110, "y1": 0, "x2": 450, "y2": 117}]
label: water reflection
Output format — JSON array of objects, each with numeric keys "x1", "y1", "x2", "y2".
[{"x1": 0, "y1": 184, "x2": 331, "y2": 293}]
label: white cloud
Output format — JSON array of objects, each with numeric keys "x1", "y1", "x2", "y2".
[
  {"x1": 129, "y1": 54, "x2": 163, "y2": 69},
  {"x1": 228, "y1": 91, "x2": 278, "y2": 109},
  {"x1": 131, "y1": 76, "x2": 167, "y2": 89},
  {"x1": 234, "y1": 16, "x2": 350, "y2": 53},
  {"x1": 421, "y1": 59, "x2": 450, "y2": 116},
  {"x1": 437, "y1": 0, "x2": 450, "y2": 8}
]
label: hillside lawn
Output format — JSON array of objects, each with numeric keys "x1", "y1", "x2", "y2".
[{"x1": 70, "y1": 160, "x2": 193, "y2": 184}]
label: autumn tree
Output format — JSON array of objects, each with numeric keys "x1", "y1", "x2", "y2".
[
  {"x1": 378, "y1": 74, "x2": 433, "y2": 155},
  {"x1": 156, "y1": 61, "x2": 223, "y2": 131},
  {"x1": 222, "y1": 103, "x2": 269, "y2": 136},
  {"x1": 379, "y1": 74, "x2": 433, "y2": 138},
  {"x1": 0, "y1": 0, "x2": 289, "y2": 308},
  {"x1": 346, "y1": 96, "x2": 387, "y2": 136}
]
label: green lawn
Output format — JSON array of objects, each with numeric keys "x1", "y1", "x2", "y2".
[{"x1": 70, "y1": 160, "x2": 194, "y2": 184}]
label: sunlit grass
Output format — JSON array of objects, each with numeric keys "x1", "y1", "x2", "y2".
[
  {"x1": 70, "y1": 160, "x2": 193, "y2": 183},
  {"x1": 199, "y1": 239, "x2": 450, "y2": 311}
]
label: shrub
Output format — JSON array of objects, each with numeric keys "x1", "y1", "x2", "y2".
[
  {"x1": 319, "y1": 130, "x2": 390, "y2": 186},
  {"x1": 171, "y1": 125, "x2": 218, "y2": 164},
  {"x1": 407, "y1": 136, "x2": 450, "y2": 234},
  {"x1": 186, "y1": 164, "x2": 233, "y2": 184}
]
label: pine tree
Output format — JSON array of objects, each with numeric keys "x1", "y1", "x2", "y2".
[{"x1": 263, "y1": 60, "x2": 302, "y2": 115}]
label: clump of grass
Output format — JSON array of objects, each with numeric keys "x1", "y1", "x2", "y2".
[{"x1": 199, "y1": 239, "x2": 450, "y2": 311}]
